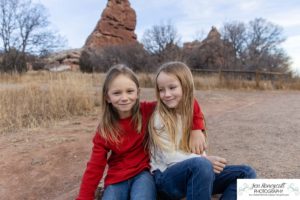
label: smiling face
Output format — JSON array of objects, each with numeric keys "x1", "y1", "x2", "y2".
[
  {"x1": 106, "y1": 74, "x2": 139, "y2": 119},
  {"x1": 156, "y1": 71, "x2": 183, "y2": 109}
]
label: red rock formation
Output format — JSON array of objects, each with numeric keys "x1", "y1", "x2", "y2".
[
  {"x1": 84, "y1": 0, "x2": 138, "y2": 49},
  {"x1": 183, "y1": 27, "x2": 222, "y2": 50},
  {"x1": 183, "y1": 26, "x2": 235, "y2": 69},
  {"x1": 183, "y1": 40, "x2": 202, "y2": 51}
]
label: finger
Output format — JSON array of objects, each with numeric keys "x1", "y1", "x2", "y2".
[
  {"x1": 192, "y1": 147, "x2": 197, "y2": 154},
  {"x1": 196, "y1": 145, "x2": 202, "y2": 155},
  {"x1": 199, "y1": 144, "x2": 204, "y2": 154},
  {"x1": 218, "y1": 157, "x2": 227, "y2": 164},
  {"x1": 193, "y1": 144, "x2": 201, "y2": 155},
  {"x1": 214, "y1": 161, "x2": 226, "y2": 169},
  {"x1": 203, "y1": 142, "x2": 208, "y2": 150},
  {"x1": 214, "y1": 165, "x2": 225, "y2": 172},
  {"x1": 214, "y1": 169, "x2": 221, "y2": 174}
]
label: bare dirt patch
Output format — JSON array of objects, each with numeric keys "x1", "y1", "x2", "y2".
[{"x1": 1, "y1": 89, "x2": 299, "y2": 199}]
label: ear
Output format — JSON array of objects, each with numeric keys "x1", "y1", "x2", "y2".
[{"x1": 106, "y1": 95, "x2": 111, "y2": 103}]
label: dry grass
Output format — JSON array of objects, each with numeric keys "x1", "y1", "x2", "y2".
[
  {"x1": 136, "y1": 73, "x2": 300, "y2": 90},
  {"x1": 0, "y1": 71, "x2": 99, "y2": 133},
  {"x1": 1, "y1": 71, "x2": 299, "y2": 133},
  {"x1": 193, "y1": 74, "x2": 300, "y2": 90}
]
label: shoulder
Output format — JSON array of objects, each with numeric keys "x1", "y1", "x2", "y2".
[
  {"x1": 193, "y1": 98, "x2": 200, "y2": 108},
  {"x1": 153, "y1": 111, "x2": 164, "y2": 129},
  {"x1": 192, "y1": 98, "x2": 205, "y2": 130},
  {"x1": 193, "y1": 98, "x2": 203, "y2": 112},
  {"x1": 93, "y1": 130, "x2": 109, "y2": 148}
]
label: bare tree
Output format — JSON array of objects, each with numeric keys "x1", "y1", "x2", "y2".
[
  {"x1": 0, "y1": 0, "x2": 66, "y2": 73},
  {"x1": 142, "y1": 21, "x2": 181, "y2": 63},
  {"x1": 221, "y1": 21, "x2": 247, "y2": 60},
  {"x1": 220, "y1": 18, "x2": 290, "y2": 72},
  {"x1": 245, "y1": 18, "x2": 288, "y2": 71}
]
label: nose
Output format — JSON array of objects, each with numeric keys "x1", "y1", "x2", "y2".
[
  {"x1": 164, "y1": 89, "x2": 171, "y2": 98},
  {"x1": 120, "y1": 93, "x2": 129, "y2": 101}
]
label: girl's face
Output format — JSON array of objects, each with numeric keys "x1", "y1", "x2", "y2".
[
  {"x1": 106, "y1": 74, "x2": 139, "y2": 119},
  {"x1": 157, "y1": 71, "x2": 183, "y2": 109}
]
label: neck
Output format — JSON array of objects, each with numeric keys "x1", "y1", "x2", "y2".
[{"x1": 118, "y1": 111, "x2": 132, "y2": 119}]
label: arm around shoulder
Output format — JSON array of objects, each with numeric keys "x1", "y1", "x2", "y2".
[{"x1": 190, "y1": 99, "x2": 207, "y2": 154}]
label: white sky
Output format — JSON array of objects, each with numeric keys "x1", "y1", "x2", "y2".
[{"x1": 34, "y1": 0, "x2": 300, "y2": 73}]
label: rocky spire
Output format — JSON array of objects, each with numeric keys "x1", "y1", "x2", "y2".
[{"x1": 84, "y1": 0, "x2": 138, "y2": 49}]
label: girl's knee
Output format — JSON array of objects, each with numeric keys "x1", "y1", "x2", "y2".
[
  {"x1": 190, "y1": 157, "x2": 213, "y2": 169},
  {"x1": 241, "y1": 165, "x2": 257, "y2": 179},
  {"x1": 138, "y1": 171, "x2": 154, "y2": 181},
  {"x1": 188, "y1": 157, "x2": 214, "y2": 180}
]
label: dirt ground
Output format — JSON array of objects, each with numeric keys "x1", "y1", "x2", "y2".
[{"x1": 1, "y1": 89, "x2": 300, "y2": 199}]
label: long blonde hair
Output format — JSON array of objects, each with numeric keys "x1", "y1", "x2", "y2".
[
  {"x1": 98, "y1": 64, "x2": 142, "y2": 144},
  {"x1": 148, "y1": 61, "x2": 195, "y2": 153}
]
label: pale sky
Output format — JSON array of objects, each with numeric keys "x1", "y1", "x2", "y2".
[{"x1": 34, "y1": 0, "x2": 300, "y2": 74}]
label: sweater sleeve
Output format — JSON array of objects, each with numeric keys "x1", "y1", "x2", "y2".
[
  {"x1": 192, "y1": 99, "x2": 205, "y2": 130},
  {"x1": 77, "y1": 132, "x2": 109, "y2": 200},
  {"x1": 141, "y1": 101, "x2": 156, "y2": 114}
]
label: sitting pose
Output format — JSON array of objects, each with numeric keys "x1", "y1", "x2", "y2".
[
  {"x1": 148, "y1": 61, "x2": 256, "y2": 200},
  {"x1": 76, "y1": 65, "x2": 156, "y2": 200},
  {"x1": 76, "y1": 64, "x2": 207, "y2": 200}
]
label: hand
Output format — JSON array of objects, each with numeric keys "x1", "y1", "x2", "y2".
[
  {"x1": 189, "y1": 130, "x2": 207, "y2": 155},
  {"x1": 204, "y1": 155, "x2": 227, "y2": 174}
]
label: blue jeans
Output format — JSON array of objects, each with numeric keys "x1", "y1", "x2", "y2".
[
  {"x1": 153, "y1": 157, "x2": 214, "y2": 200},
  {"x1": 102, "y1": 171, "x2": 156, "y2": 200},
  {"x1": 153, "y1": 157, "x2": 256, "y2": 200},
  {"x1": 213, "y1": 165, "x2": 256, "y2": 200}
]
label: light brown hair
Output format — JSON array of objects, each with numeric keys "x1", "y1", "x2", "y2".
[
  {"x1": 149, "y1": 61, "x2": 195, "y2": 153},
  {"x1": 98, "y1": 64, "x2": 142, "y2": 143}
]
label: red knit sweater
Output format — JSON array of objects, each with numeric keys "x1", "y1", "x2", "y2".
[{"x1": 77, "y1": 100, "x2": 204, "y2": 200}]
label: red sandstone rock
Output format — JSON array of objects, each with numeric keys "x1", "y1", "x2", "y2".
[
  {"x1": 183, "y1": 27, "x2": 235, "y2": 69},
  {"x1": 84, "y1": 0, "x2": 138, "y2": 49}
]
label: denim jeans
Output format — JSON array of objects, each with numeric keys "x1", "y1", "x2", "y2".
[
  {"x1": 153, "y1": 157, "x2": 256, "y2": 200},
  {"x1": 102, "y1": 170, "x2": 156, "y2": 200},
  {"x1": 153, "y1": 157, "x2": 214, "y2": 200},
  {"x1": 213, "y1": 165, "x2": 256, "y2": 200}
]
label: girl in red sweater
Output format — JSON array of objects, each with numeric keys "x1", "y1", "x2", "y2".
[
  {"x1": 77, "y1": 64, "x2": 157, "y2": 200},
  {"x1": 76, "y1": 64, "x2": 206, "y2": 200}
]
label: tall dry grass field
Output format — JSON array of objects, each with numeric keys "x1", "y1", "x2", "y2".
[
  {"x1": 1, "y1": 71, "x2": 299, "y2": 133},
  {"x1": 192, "y1": 74, "x2": 300, "y2": 90},
  {"x1": 0, "y1": 72, "x2": 104, "y2": 133}
]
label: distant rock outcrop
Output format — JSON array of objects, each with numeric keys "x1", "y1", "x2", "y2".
[
  {"x1": 183, "y1": 40, "x2": 202, "y2": 51},
  {"x1": 43, "y1": 49, "x2": 82, "y2": 71},
  {"x1": 183, "y1": 26, "x2": 222, "y2": 51},
  {"x1": 84, "y1": 0, "x2": 138, "y2": 49},
  {"x1": 183, "y1": 26, "x2": 234, "y2": 69}
]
